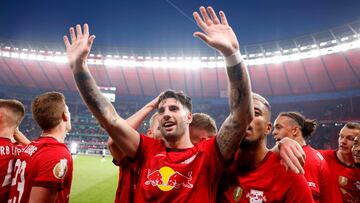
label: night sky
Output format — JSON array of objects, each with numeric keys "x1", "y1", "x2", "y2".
[{"x1": 1, "y1": 0, "x2": 360, "y2": 49}]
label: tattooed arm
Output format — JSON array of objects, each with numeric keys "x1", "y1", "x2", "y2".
[
  {"x1": 63, "y1": 24, "x2": 139, "y2": 157},
  {"x1": 193, "y1": 7, "x2": 253, "y2": 160},
  {"x1": 108, "y1": 95, "x2": 160, "y2": 160}
]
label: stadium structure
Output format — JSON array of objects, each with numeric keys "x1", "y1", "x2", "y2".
[{"x1": 0, "y1": 19, "x2": 360, "y2": 153}]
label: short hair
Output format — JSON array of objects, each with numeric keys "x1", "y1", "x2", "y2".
[
  {"x1": 158, "y1": 90, "x2": 192, "y2": 112},
  {"x1": 149, "y1": 112, "x2": 159, "y2": 130},
  {"x1": 0, "y1": 99, "x2": 25, "y2": 126},
  {"x1": 190, "y1": 113, "x2": 217, "y2": 134},
  {"x1": 279, "y1": 111, "x2": 317, "y2": 139},
  {"x1": 32, "y1": 92, "x2": 66, "y2": 131},
  {"x1": 252, "y1": 93, "x2": 271, "y2": 120},
  {"x1": 344, "y1": 122, "x2": 360, "y2": 131}
]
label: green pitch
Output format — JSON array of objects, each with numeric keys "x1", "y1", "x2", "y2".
[{"x1": 70, "y1": 155, "x2": 118, "y2": 203}]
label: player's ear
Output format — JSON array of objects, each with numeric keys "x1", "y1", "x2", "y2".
[
  {"x1": 265, "y1": 122, "x2": 272, "y2": 134},
  {"x1": 186, "y1": 112, "x2": 193, "y2": 124},
  {"x1": 62, "y1": 111, "x2": 69, "y2": 122}
]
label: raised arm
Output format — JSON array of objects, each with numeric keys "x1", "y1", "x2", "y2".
[
  {"x1": 107, "y1": 96, "x2": 160, "y2": 160},
  {"x1": 14, "y1": 127, "x2": 31, "y2": 145},
  {"x1": 63, "y1": 24, "x2": 139, "y2": 157},
  {"x1": 193, "y1": 7, "x2": 253, "y2": 160}
]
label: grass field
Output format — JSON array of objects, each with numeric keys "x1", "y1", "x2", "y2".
[{"x1": 70, "y1": 155, "x2": 118, "y2": 203}]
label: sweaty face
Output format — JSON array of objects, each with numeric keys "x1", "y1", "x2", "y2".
[
  {"x1": 272, "y1": 116, "x2": 297, "y2": 142},
  {"x1": 240, "y1": 100, "x2": 271, "y2": 149},
  {"x1": 158, "y1": 98, "x2": 191, "y2": 142},
  {"x1": 189, "y1": 128, "x2": 213, "y2": 145},
  {"x1": 352, "y1": 136, "x2": 360, "y2": 164},
  {"x1": 338, "y1": 127, "x2": 358, "y2": 155}
]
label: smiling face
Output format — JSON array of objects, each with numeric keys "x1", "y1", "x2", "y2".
[
  {"x1": 272, "y1": 116, "x2": 298, "y2": 142},
  {"x1": 157, "y1": 98, "x2": 192, "y2": 143}
]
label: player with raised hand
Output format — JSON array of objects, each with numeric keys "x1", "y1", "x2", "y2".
[{"x1": 64, "y1": 6, "x2": 253, "y2": 202}]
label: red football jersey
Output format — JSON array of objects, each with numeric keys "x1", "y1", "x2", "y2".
[
  {"x1": 8, "y1": 137, "x2": 73, "y2": 203},
  {"x1": 303, "y1": 145, "x2": 342, "y2": 203},
  {"x1": 320, "y1": 150, "x2": 360, "y2": 203},
  {"x1": 0, "y1": 138, "x2": 22, "y2": 203},
  {"x1": 133, "y1": 134, "x2": 225, "y2": 203},
  {"x1": 113, "y1": 157, "x2": 140, "y2": 203},
  {"x1": 218, "y1": 151, "x2": 315, "y2": 203}
]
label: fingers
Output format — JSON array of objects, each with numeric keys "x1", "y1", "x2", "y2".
[
  {"x1": 199, "y1": 6, "x2": 212, "y2": 26},
  {"x1": 287, "y1": 146, "x2": 305, "y2": 174},
  {"x1": 83, "y1": 23, "x2": 89, "y2": 38},
  {"x1": 69, "y1": 27, "x2": 76, "y2": 44},
  {"x1": 280, "y1": 152, "x2": 299, "y2": 174},
  {"x1": 76, "y1": 24, "x2": 83, "y2": 38},
  {"x1": 63, "y1": 36, "x2": 71, "y2": 49},
  {"x1": 193, "y1": 32, "x2": 211, "y2": 45},
  {"x1": 207, "y1": 6, "x2": 220, "y2": 24},
  {"x1": 88, "y1": 35, "x2": 96, "y2": 47},
  {"x1": 219, "y1": 11, "x2": 228, "y2": 25},
  {"x1": 193, "y1": 12, "x2": 208, "y2": 32}
]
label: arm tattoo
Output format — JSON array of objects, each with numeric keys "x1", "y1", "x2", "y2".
[
  {"x1": 217, "y1": 62, "x2": 253, "y2": 160},
  {"x1": 74, "y1": 71, "x2": 118, "y2": 125}
]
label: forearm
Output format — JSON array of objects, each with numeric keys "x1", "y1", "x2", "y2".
[
  {"x1": 71, "y1": 62, "x2": 119, "y2": 128},
  {"x1": 226, "y1": 52, "x2": 253, "y2": 122},
  {"x1": 14, "y1": 129, "x2": 31, "y2": 145},
  {"x1": 126, "y1": 103, "x2": 155, "y2": 130},
  {"x1": 216, "y1": 54, "x2": 253, "y2": 160}
]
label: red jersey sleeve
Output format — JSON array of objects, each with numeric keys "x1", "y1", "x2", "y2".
[
  {"x1": 318, "y1": 152, "x2": 342, "y2": 203},
  {"x1": 32, "y1": 146, "x2": 72, "y2": 190}
]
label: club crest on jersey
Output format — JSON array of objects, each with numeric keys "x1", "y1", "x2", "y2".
[
  {"x1": 246, "y1": 189, "x2": 267, "y2": 203},
  {"x1": 339, "y1": 176, "x2": 348, "y2": 186},
  {"x1": 145, "y1": 166, "x2": 193, "y2": 192},
  {"x1": 53, "y1": 159, "x2": 68, "y2": 179},
  {"x1": 232, "y1": 186, "x2": 243, "y2": 202}
]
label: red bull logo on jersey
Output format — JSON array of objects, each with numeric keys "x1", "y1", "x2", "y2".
[
  {"x1": 145, "y1": 166, "x2": 193, "y2": 191},
  {"x1": 246, "y1": 189, "x2": 267, "y2": 203}
]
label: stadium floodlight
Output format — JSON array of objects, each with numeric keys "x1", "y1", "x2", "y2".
[
  {"x1": 145, "y1": 56, "x2": 151, "y2": 60},
  {"x1": 292, "y1": 48, "x2": 299, "y2": 52},
  {"x1": 89, "y1": 54, "x2": 95, "y2": 57},
  {"x1": 274, "y1": 51, "x2": 281, "y2": 54},
  {"x1": 28, "y1": 54, "x2": 37, "y2": 60},
  {"x1": 300, "y1": 46, "x2": 307, "y2": 51},
  {"x1": 53, "y1": 56, "x2": 67, "y2": 63},
  {"x1": 106, "y1": 54, "x2": 113, "y2": 58},
  {"x1": 104, "y1": 59, "x2": 119, "y2": 66},
  {"x1": 114, "y1": 55, "x2": 120, "y2": 58},
  {"x1": 217, "y1": 56, "x2": 223, "y2": 60},
  {"x1": 169, "y1": 57, "x2": 176, "y2": 60},
  {"x1": 11, "y1": 52, "x2": 19, "y2": 58},
  {"x1": 331, "y1": 40, "x2": 337, "y2": 44},
  {"x1": 137, "y1": 56, "x2": 144, "y2": 60},
  {"x1": 20, "y1": 53, "x2": 28, "y2": 59},
  {"x1": 319, "y1": 42, "x2": 327, "y2": 47},
  {"x1": 4, "y1": 46, "x2": 11, "y2": 50},
  {"x1": 161, "y1": 57, "x2": 167, "y2": 60},
  {"x1": 22, "y1": 48, "x2": 28, "y2": 52},
  {"x1": 122, "y1": 55, "x2": 128, "y2": 59},
  {"x1": 201, "y1": 56, "x2": 208, "y2": 60},
  {"x1": 257, "y1": 53, "x2": 263, "y2": 57},
  {"x1": 153, "y1": 56, "x2": 159, "y2": 60},
  {"x1": 96, "y1": 54, "x2": 102, "y2": 58},
  {"x1": 265, "y1": 52, "x2": 272, "y2": 56},
  {"x1": 176, "y1": 57, "x2": 183, "y2": 60},
  {"x1": 311, "y1": 44, "x2": 317, "y2": 48},
  {"x1": 341, "y1": 37, "x2": 349, "y2": 41},
  {"x1": 283, "y1": 49, "x2": 289, "y2": 53}
]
